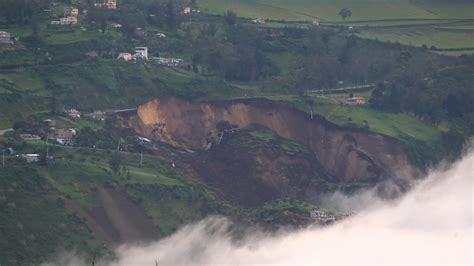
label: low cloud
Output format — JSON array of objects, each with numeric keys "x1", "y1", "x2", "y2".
[{"x1": 50, "y1": 151, "x2": 474, "y2": 265}]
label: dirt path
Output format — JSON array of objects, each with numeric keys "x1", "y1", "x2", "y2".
[
  {"x1": 63, "y1": 197, "x2": 119, "y2": 248},
  {"x1": 96, "y1": 187, "x2": 161, "y2": 244},
  {"x1": 64, "y1": 187, "x2": 161, "y2": 248}
]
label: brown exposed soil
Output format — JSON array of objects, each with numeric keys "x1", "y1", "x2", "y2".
[
  {"x1": 184, "y1": 127, "x2": 323, "y2": 207},
  {"x1": 64, "y1": 187, "x2": 160, "y2": 248},
  {"x1": 117, "y1": 97, "x2": 415, "y2": 187}
]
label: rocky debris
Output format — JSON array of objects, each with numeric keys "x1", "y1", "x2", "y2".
[{"x1": 117, "y1": 97, "x2": 415, "y2": 188}]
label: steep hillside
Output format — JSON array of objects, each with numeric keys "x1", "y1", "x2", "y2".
[
  {"x1": 0, "y1": 163, "x2": 107, "y2": 265},
  {"x1": 118, "y1": 97, "x2": 415, "y2": 188}
]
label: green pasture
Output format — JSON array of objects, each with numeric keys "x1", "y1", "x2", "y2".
[
  {"x1": 268, "y1": 94, "x2": 441, "y2": 144},
  {"x1": 358, "y1": 25, "x2": 474, "y2": 51},
  {"x1": 199, "y1": 0, "x2": 473, "y2": 21}
]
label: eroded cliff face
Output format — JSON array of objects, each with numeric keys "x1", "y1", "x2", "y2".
[{"x1": 118, "y1": 97, "x2": 414, "y2": 184}]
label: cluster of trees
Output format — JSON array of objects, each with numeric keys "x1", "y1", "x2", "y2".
[
  {"x1": 182, "y1": 16, "x2": 279, "y2": 82},
  {"x1": 84, "y1": 0, "x2": 191, "y2": 37},
  {"x1": 75, "y1": 126, "x2": 121, "y2": 149},
  {"x1": 0, "y1": 0, "x2": 45, "y2": 26},
  {"x1": 277, "y1": 28, "x2": 444, "y2": 93},
  {"x1": 370, "y1": 62, "x2": 474, "y2": 135}
]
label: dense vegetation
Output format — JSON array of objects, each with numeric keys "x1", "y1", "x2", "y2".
[{"x1": 0, "y1": 162, "x2": 107, "y2": 265}]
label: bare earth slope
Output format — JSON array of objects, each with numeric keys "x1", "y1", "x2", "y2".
[{"x1": 118, "y1": 97, "x2": 415, "y2": 186}]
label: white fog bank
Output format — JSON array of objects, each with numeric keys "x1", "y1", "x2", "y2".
[{"x1": 108, "y1": 152, "x2": 473, "y2": 265}]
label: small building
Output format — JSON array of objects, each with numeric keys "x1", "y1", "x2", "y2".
[
  {"x1": 251, "y1": 18, "x2": 265, "y2": 24},
  {"x1": 95, "y1": 0, "x2": 117, "y2": 9},
  {"x1": 20, "y1": 134, "x2": 41, "y2": 141},
  {"x1": 7, "y1": 147, "x2": 15, "y2": 155},
  {"x1": 110, "y1": 22, "x2": 122, "y2": 28},
  {"x1": 67, "y1": 16, "x2": 78, "y2": 24},
  {"x1": 151, "y1": 57, "x2": 184, "y2": 67},
  {"x1": 183, "y1": 7, "x2": 191, "y2": 15},
  {"x1": 310, "y1": 209, "x2": 336, "y2": 223},
  {"x1": 51, "y1": 20, "x2": 61, "y2": 25},
  {"x1": 137, "y1": 136, "x2": 152, "y2": 143},
  {"x1": 44, "y1": 119, "x2": 57, "y2": 127},
  {"x1": 0, "y1": 31, "x2": 13, "y2": 44},
  {"x1": 312, "y1": 20, "x2": 320, "y2": 26},
  {"x1": 346, "y1": 96, "x2": 366, "y2": 105},
  {"x1": 134, "y1": 47, "x2": 148, "y2": 60},
  {"x1": 54, "y1": 128, "x2": 76, "y2": 144},
  {"x1": 65, "y1": 7, "x2": 79, "y2": 17},
  {"x1": 18, "y1": 154, "x2": 40, "y2": 163},
  {"x1": 59, "y1": 16, "x2": 78, "y2": 25},
  {"x1": 117, "y1": 52, "x2": 133, "y2": 61},
  {"x1": 155, "y1": 33, "x2": 166, "y2": 38},
  {"x1": 135, "y1": 27, "x2": 146, "y2": 36},
  {"x1": 66, "y1": 108, "x2": 81, "y2": 118}
]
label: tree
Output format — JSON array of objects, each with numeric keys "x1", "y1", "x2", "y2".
[
  {"x1": 369, "y1": 83, "x2": 386, "y2": 110},
  {"x1": 109, "y1": 153, "x2": 123, "y2": 175},
  {"x1": 165, "y1": 0, "x2": 177, "y2": 29},
  {"x1": 338, "y1": 8, "x2": 352, "y2": 20},
  {"x1": 87, "y1": 7, "x2": 109, "y2": 34},
  {"x1": 224, "y1": 10, "x2": 237, "y2": 26},
  {"x1": 49, "y1": 96, "x2": 57, "y2": 115}
]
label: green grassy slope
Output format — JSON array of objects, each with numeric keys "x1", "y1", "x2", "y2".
[
  {"x1": 199, "y1": 0, "x2": 474, "y2": 21},
  {"x1": 40, "y1": 146, "x2": 229, "y2": 235},
  {"x1": 198, "y1": 0, "x2": 474, "y2": 52},
  {"x1": 269, "y1": 95, "x2": 441, "y2": 143},
  {"x1": 357, "y1": 22, "x2": 474, "y2": 51},
  {"x1": 0, "y1": 61, "x2": 241, "y2": 128},
  {"x1": 0, "y1": 163, "x2": 107, "y2": 265},
  {"x1": 268, "y1": 94, "x2": 445, "y2": 165}
]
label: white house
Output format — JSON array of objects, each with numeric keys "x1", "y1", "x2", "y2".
[
  {"x1": 20, "y1": 134, "x2": 41, "y2": 141},
  {"x1": 67, "y1": 16, "x2": 78, "y2": 24},
  {"x1": 95, "y1": 0, "x2": 117, "y2": 9},
  {"x1": 134, "y1": 47, "x2": 148, "y2": 60},
  {"x1": 110, "y1": 23, "x2": 122, "y2": 28},
  {"x1": 137, "y1": 136, "x2": 152, "y2": 143},
  {"x1": 59, "y1": 16, "x2": 77, "y2": 25},
  {"x1": 18, "y1": 154, "x2": 41, "y2": 163},
  {"x1": 251, "y1": 18, "x2": 265, "y2": 24},
  {"x1": 66, "y1": 108, "x2": 81, "y2": 118},
  {"x1": 0, "y1": 31, "x2": 13, "y2": 44}
]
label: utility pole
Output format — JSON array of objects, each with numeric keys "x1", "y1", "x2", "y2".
[
  {"x1": 2, "y1": 149, "x2": 5, "y2": 167},
  {"x1": 140, "y1": 150, "x2": 143, "y2": 165},
  {"x1": 116, "y1": 139, "x2": 121, "y2": 151},
  {"x1": 46, "y1": 137, "x2": 49, "y2": 159}
]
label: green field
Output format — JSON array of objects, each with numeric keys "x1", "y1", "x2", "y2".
[
  {"x1": 0, "y1": 60, "x2": 242, "y2": 128},
  {"x1": 0, "y1": 164, "x2": 107, "y2": 265},
  {"x1": 269, "y1": 94, "x2": 442, "y2": 144},
  {"x1": 199, "y1": 0, "x2": 474, "y2": 52},
  {"x1": 357, "y1": 23, "x2": 474, "y2": 51},
  {"x1": 199, "y1": 0, "x2": 474, "y2": 21}
]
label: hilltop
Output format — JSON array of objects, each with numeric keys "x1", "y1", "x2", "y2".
[{"x1": 198, "y1": 0, "x2": 474, "y2": 54}]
